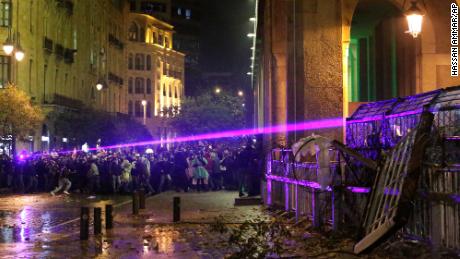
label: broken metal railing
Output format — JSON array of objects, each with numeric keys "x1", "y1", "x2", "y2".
[{"x1": 262, "y1": 111, "x2": 459, "y2": 252}]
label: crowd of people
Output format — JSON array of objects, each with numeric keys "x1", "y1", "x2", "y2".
[{"x1": 0, "y1": 140, "x2": 263, "y2": 197}]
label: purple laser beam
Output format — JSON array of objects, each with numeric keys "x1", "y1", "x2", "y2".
[{"x1": 87, "y1": 117, "x2": 344, "y2": 151}]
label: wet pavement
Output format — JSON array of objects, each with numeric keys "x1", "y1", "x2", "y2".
[{"x1": 0, "y1": 191, "x2": 269, "y2": 258}]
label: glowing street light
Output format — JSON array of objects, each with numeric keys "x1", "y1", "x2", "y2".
[
  {"x1": 247, "y1": 33, "x2": 255, "y2": 38},
  {"x1": 2, "y1": 37, "x2": 13, "y2": 55},
  {"x1": 247, "y1": 72, "x2": 253, "y2": 76},
  {"x1": 14, "y1": 45, "x2": 24, "y2": 61},
  {"x1": 141, "y1": 100, "x2": 147, "y2": 125},
  {"x1": 238, "y1": 90, "x2": 244, "y2": 97},
  {"x1": 96, "y1": 82, "x2": 103, "y2": 91},
  {"x1": 215, "y1": 87, "x2": 221, "y2": 94},
  {"x1": 249, "y1": 17, "x2": 256, "y2": 22},
  {"x1": 405, "y1": 1, "x2": 423, "y2": 38}
]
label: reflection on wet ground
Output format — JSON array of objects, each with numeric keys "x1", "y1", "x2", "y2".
[{"x1": 0, "y1": 191, "x2": 266, "y2": 258}]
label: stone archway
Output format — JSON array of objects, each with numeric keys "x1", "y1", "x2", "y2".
[{"x1": 340, "y1": 0, "x2": 455, "y2": 116}]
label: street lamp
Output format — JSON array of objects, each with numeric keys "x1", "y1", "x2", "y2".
[
  {"x1": 247, "y1": 72, "x2": 253, "y2": 76},
  {"x1": 2, "y1": 36, "x2": 13, "y2": 55},
  {"x1": 96, "y1": 82, "x2": 103, "y2": 91},
  {"x1": 14, "y1": 44, "x2": 24, "y2": 61},
  {"x1": 215, "y1": 87, "x2": 221, "y2": 94},
  {"x1": 141, "y1": 100, "x2": 147, "y2": 125},
  {"x1": 238, "y1": 90, "x2": 244, "y2": 97},
  {"x1": 247, "y1": 33, "x2": 255, "y2": 38},
  {"x1": 405, "y1": 1, "x2": 423, "y2": 38},
  {"x1": 249, "y1": 17, "x2": 256, "y2": 22}
]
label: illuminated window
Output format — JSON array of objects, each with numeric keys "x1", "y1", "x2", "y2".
[
  {"x1": 177, "y1": 8, "x2": 182, "y2": 15},
  {"x1": 128, "y1": 22, "x2": 138, "y2": 41},
  {"x1": 0, "y1": 0, "x2": 10, "y2": 27},
  {"x1": 185, "y1": 9, "x2": 191, "y2": 19}
]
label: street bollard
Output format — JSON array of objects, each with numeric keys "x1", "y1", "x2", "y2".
[
  {"x1": 132, "y1": 191, "x2": 139, "y2": 215},
  {"x1": 139, "y1": 189, "x2": 146, "y2": 209},
  {"x1": 94, "y1": 207, "x2": 102, "y2": 235},
  {"x1": 173, "y1": 197, "x2": 180, "y2": 222},
  {"x1": 80, "y1": 207, "x2": 89, "y2": 240},
  {"x1": 105, "y1": 204, "x2": 113, "y2": 229}
]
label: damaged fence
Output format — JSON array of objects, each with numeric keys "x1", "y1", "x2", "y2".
[{"x1": 261, "y1": 86, "x2": 460, "y2": 252}]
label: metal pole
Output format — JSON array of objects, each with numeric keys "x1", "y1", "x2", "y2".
[
  {"x1": 105, "y1": 204, "x2": 113, "y2": 229},
  {"x1": 94, "y1": 207, "x2": 102, "y2": 235},
  {"x1": 139, "y1": 189, "x2": 146, "y2": 209},
  {"x1": 173, "y1": 196, "x2": 180, "y2": 222},
  {"x1": 143, "y1": 103, "x2": 147, "y2": 125},
  {"x1": 80, "y1": 207, "x2": 89, "y2": 240},
  {"x1": 132, "y1": 191, "x2": 139, "y2": 215}
]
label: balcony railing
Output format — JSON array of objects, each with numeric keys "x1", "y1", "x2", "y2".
[
  {"x1": 43, "y1": 37, "x2": 53, "y2": 53},
  {"x1": 108, "y1": 72, "x2": 123, "y2": 85},
  {"x1": 56, "y1": 0, "x2": 73, "y2": 15},
  {"x1": 108, "y1": 34, "x2": 124, "y2": 50},
  {"x1": 64, "y1": 48, "x2": 75, "y2": 64},
  {"x1": 55, "y1": 44, "x2": 64, "y2": 58}
]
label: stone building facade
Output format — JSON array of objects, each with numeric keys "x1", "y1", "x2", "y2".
[
  {"x1": 0, "y1": 0, "x2": 127, "y2": 152},
  {"x1": 253, "y1": 0, "x2": 460, "y2": 150},
  {"x1": 125, "y1": 13, "x2": 184, "y2": 141}
]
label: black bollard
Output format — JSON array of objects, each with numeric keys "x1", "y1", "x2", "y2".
[
  {"x1": 105, "y1": 204, "x2": 113, "y2": 229},
  {"x1": 139, "y1": 189, "x2": 146, "y2": 209},
  {"x1": 132, "y1": 191, "x2": 139, "y2": 215},
  {"x1": 80, "y1": 207, "x2": 89, "y2": 240},
  {"x1": 173, "y1": 197, "x2": 180, "y2": 222},
  {"x1": 94, "y1": 207, "x2": 102, "y2": 235}
]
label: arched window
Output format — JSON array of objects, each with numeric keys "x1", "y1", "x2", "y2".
[
  {"x1": 163, "y1": 84, "x2": 166, "y2": 96},
  {"x1": 128, "y1": 77, "x2": 133, "y2": 94},
  {"x1": 165, "y1": 37, "x2": 169, "y2": 48},
  {"x1": 134, "y1": 54, "x2": 144, "y2": 70},
  {"x1": 135, "y1": 54, "x2": 144, "y2": 70},
  {"x1": 140, "y1": 27, "x2": 145, "y2": 42},
  {"x1": 128, "y1": 101, "x2": 133, "y2": 115},
  {"x1": 147, "y1": 102, "x2": 152, "y2": 118},
  {"x1": 135, "y1": 77, "x2": 144, "y2": 94},
  {"x1": 153, "y1": 32, "x2": 158, "y2": 44},
  {"x1": 128, "y1": 22, "x2": 138, "y2": 41},
  {"x1": 134, "y1": 101, "x2": 141, "y2": 117},
  {"x1": 146, "y1": 55, "x2": 151, "y2": 70},
  {"x1": 174, "y1": 86, "x2": 178, "y2": 98},
  {"x1": 128, "y1": 53, "x2": 133, "y2": 70},
  {"x1": 146, "y1": 78, "x2": 152, "y2": 94}
]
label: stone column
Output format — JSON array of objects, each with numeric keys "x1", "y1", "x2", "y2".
[
  {"x1": 270, "y1": 0, "x2": 289, "y2": 147},
  {"x1": 301, "y1": 0, "x2": 344, "y2": 140}
]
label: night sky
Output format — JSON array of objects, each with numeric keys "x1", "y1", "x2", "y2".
[{"x1": 200, "y1": 0, "x2": 255, "y2": 90}]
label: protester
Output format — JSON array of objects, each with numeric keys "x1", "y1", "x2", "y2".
[{"x1": 0, "y1": 138, "x2": 261, "y2": 197}]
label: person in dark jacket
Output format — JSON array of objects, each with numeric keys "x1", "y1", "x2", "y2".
[
  {"x1": 172, "y1": 150, "x2": 189, "y2": 192},
  {"x1": 50, "y1": 166, "x2": 72, "y2": 195}
]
